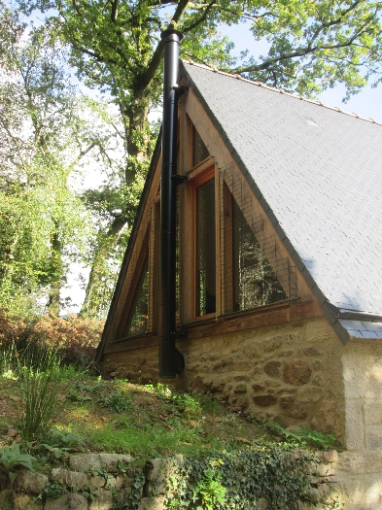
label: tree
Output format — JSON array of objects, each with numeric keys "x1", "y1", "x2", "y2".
[
  {"x1": 0, "y1": 2, "x2": 122, "y2": 318},
  {"x1": 15, "y1": 0, "x2": 382, "y2": 316}
]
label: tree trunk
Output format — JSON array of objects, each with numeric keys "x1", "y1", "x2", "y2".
[
  {"x1": 81, "y1": 214, "x2": 126, "y2": 318},
  {"x1": 47, "y1": 229, "x2": 63, "y2": 316},
  {"x1": 81, "y1": 95, "x2": 151, "y2": 316}
]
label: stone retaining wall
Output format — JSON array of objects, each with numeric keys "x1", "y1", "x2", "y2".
[{"x1": 1, "y1": 450, "x2": 381, "y2": 509}]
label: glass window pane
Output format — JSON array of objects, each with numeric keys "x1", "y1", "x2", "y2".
[
  {"x1": 124, "y1": 255, "x2": 149, "y2": 338},
  {"x1": 232, "y1": 197, "x2": 287, "y2": 310},
  {"x1": 196, "y1": 178, "x2": 216, "y2": 316},
  {"x1": 193, "y1": 127, "x2": 209, "y2": 166}
]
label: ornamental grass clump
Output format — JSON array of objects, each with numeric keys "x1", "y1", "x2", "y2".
[{"x1": 18, "y1": 344, "x2": 62, "y2": 441}]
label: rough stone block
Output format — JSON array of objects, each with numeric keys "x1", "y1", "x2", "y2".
[
  {"x1": 0, "y1": 489, "x2": 13, "y2": 510},
  {"x1": 320, "y1": 450, "x2": 339, "y2": 463},
  {"x1": 70, "y1": 454, "x2": 102, "y2": 473},
  {"x1": 138, "y1": 495, "x2": 165, "y2": 510},
  {"x1": 303, "y1": 346, "x2": 321, "y2": 357},
  {"x1": 340, "y1": 476, "x2": 364, "y2": 506},
  {"x1": 13, "y1": 470, "x2": 48, "y2": 495},
  {"x1": 280, "y1": 395, "x2": 294, "y2": 408},
  {"x1": 144, "y1": 456, "x2": 183, "y2": 497},
  {"x1": 13, "y1": 492, "x2": 43, "y2": 510},
  {"x1": 234, "y1": 383, "x2": 247, "y2": 393},
  {"x1": 69, "y1": 493, "x2": 88, "y2": 510},
  {"x1": 115, "y1": 475, "x2": 133, "y2": 489},
  {"x1": 315, "y1": 462, "x2": 337, "y2": 477},
  {"x1": 90, "y1": 476, "x2": 105, "y2": 490},
  {"x1": 89, "y1": 489, "x2": 113, "y2": 510},
  {"x1": 364, "y1": 401, "x2": 382, "y2": 425},
  {"x1": 283, "y1": 361, "x2": 311, "y2": 385},
  {"x1": 345, "y1": 399, "x2": 365, "y2": 450},
  {"x1": 337, "y1": 450, "x2": 382, "y2": 474},
  {"x1": 363, "y1": 474, "x2": 382, "y2": 509},
  {"x1": 264, "y1": 361, "x2": 281, "y2": 378},
  {"x1": 366, "y1": 425, "x2": 382, "y2": 449},
  {"x1": 98, "y1": 454, "x2": 133, "y2": 473},
  {"x1": 343, "y1": 345, "x2": 382, "y2": 400},
  {"x1": 252, "y1": 394, "x2": 277, "y2": 407},
  {"x1": 45, "y1": 494, "x2": 70, "y2": 510},
  {"x1": 51, "y1": 468, "x2": 89, "y2": 490}
]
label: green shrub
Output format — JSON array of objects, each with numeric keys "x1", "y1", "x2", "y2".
[
  {"x1": 0, "y1": 311, "x2": 103, "y2": 369},
  {"x1": 98, "y1": 391, "x2": 133, "y2": 413},
  {"x1": 0, "y1": 444, "x2": 35, "y2": 474},
  {"x1": 31, "y1": 314, "x2": 103, "y2": 367},
  {"x1": 164, "y1": 448, "x2": 319, "y2": 510}
]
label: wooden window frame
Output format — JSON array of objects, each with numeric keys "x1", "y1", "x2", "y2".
[
  {"x1": 181, "y1": 161, "x2": 221, "y2": 323},
  {"x1": 220, "y1": 180, "x2": 296, "y2": 317}
]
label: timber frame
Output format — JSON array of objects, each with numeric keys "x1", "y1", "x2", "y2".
[{"x1": 97, "y1": 67, "x2": 324, "y2": 363}]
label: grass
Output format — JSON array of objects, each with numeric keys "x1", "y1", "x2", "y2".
[
  {"x1": 0, "y1": 372, "x2": 275, "y2": 464},
  {"x1": 0, "y1": 349, "x2": 337, "y2": 471}
]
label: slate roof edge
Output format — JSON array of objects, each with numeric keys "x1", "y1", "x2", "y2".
[
  {"x1": 95, "y1": 134, "x2": 162, "y2": 364},
  {"x1": 324, "y1": 302, "x2": 382, "y2": 323},
  {"x1": 182, "y1": 60, "x2": 382, "y2": 127},
  {"x1": 180, "y1": 60, "x2": 382, "y2": 347}
]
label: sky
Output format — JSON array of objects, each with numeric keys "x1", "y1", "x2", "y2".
[{"x1": 225, "y1": 23, "x2": 382, "y2": 123}]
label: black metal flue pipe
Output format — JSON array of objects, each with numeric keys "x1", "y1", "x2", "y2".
[{"x1": 159, "y1": 29, "x2": 184, "y2": 378}]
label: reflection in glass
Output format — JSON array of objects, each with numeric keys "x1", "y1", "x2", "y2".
[
  {"x1": 196, "y1": 178, "x2": 216, "y2": 316},
  {"x1": 125, "y1": 256, "x2": 149, "y2": 338},
  {"x1": 232, "y1": 197, "x2": 286, "y2": 311},
  {"x1": 193, "y1": 127, "x2": 209, "y2": 166}
]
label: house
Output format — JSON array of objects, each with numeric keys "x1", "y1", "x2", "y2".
[{"x1": 96, "y1": 56, "x2": 382, "y2": 504}]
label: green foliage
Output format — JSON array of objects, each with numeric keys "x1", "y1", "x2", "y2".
[
  {"x1": 192, "y1": 468, "x2": 227, "y2": 510},
  {"x1": 147, "y1": 384, "x2": 202, "y2": 417},
  {"x1": 164, "y1": 448, "x2": 318, "y2": 510},
  {"x1": 266, "y1": 422, "x2": 337, "y2": 451},
  {"x1": 0, "y1": 3, "x2": 124, "y2": 318},
  {"x1": 6, "y1": 0, "x2": 382, "y2": 318},
  {"x1": 43, "y1": 480, "x2": 67, "y2": 500},
  {"x1": 197, "y1": 394, "x2": 221, "y2": 416},
  {"x1": 0, "y1": 342, "x2": 17, "y2": 379},
  {"x1": 41, "y1": 427, "x2": 86, "y2": 460},
  {"x1": 114, "y1": 470, "x2": 145, "y2": 510},
  {"x1": 299, "y1": 428, "x2": 337, "y2": 451},
  {"x1": 98, "y1": 391, "x2": 134, "y2": 413},
  {"x1": 0, "y1": 444, "x2": 35, "y2": 474}
]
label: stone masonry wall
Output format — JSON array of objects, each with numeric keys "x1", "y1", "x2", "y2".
[
  {"x1": 334, "y1": 339, "x2": 382, "y2": 509},
  {"x1": 4, "y1": 450, "x2": 381, "y2": 509},
  {"x1": 103, "y1": 317, "x2": 346, "y2": 443}
]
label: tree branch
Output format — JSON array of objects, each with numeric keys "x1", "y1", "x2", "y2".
[
  {"x1": 111, "y1": 0, "x2": 119, "y2": 22},
  {"x1": 235, "y1": 21, "x2": 376, "y2": 75},
  {"x1": 183, "y1": 0, "x2": 217, "y2": 33},
  {"x1": 171, "y1": 0, "x2": 190, "y2": 26}
]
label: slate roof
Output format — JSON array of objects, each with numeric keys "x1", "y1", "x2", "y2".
[{"x1": 181, "y1": 61, "x2": 382, "y2": 342}]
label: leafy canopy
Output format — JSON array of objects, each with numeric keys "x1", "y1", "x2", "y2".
[{"x1": 11, "y1": 0, "x2": 382, "y2": 317}]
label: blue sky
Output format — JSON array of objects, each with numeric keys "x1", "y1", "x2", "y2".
[{"x1": 225, "y1": 23, "x2": 382, "y2": 123}]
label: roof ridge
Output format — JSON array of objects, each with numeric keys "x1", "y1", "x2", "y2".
[{"x1": 182, "y1": 59, "x2": 382, "y2": 127}]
